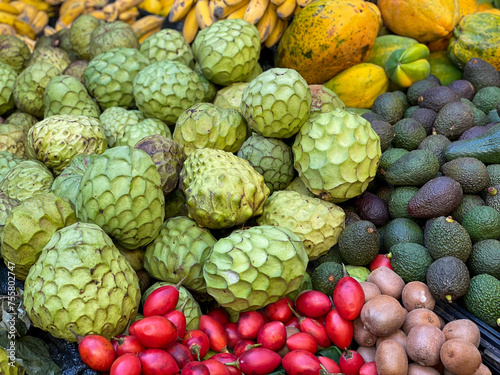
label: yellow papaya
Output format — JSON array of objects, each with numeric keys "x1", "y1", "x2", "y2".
[
  {"x1": 428, "y1": 51, "x2": 463, "y2": 85},
  {"x1": 377, "y1": 0, "x2": 461, "y2": 43},
  {"x1": 458, "y1": 0, "x2": 479, "y2": 19},
  {"x1": 323, "y1": 63, "x2": 389, "y2": 109},
  {"x1": 365, "y1": 35, "x2": 419, "y2": 68}
]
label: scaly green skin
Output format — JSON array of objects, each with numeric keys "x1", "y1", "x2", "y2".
[
  {"x1": 115, "y1": 118, "x2": 172, "y2": 148},
  {"x1": 4, "y1": 112, "x2": 38, "y2": 135},
  {"x1": 135, "y1": 135, "x2": 186, "y2": 195},
  {"x1": 0, "y1": 124, "x2": 27, "y2": 159},
  {"x1": 23, "y1": 222, "x2": 141, "y2": 342},
  {"x1": 13, "y1": 62, "x2": 60, "y2": 118},
  {"x1": 284, "y1": 176, "x2": 315, "y2": 197},
  {"x1": 43, "y1": 75, "x2": 101, "y2": 118},
  {"x1": 0, "y1": 151, "x2": 23, "y2": 184},
  {"x1": 0, "y1": 61, "x2": 17, "y2": 116},
  {"x1": 192, "y1": 18, "x2": 261, "y2": 86},
  {"x1": 1, "y1": 192, "x2": 77, "y2": 280},
  {"x1": 237, "y1": 134, "x2": 294, "y2": 193},
  {"x1": 142, "y1": 282, "x2": 202, "y2": 330},
  {"x1": 213, "y1": 82, "x2": 249, "y2": 114},
  {"x1": 464, "y1": 273, "x2": 500, "y2": 328},
  {"x1": 203, "y1": 225, "x2": 309, "y2": 311},
  {"x1": 69, "y1": 15, "x2": 103, "y2": 61},
  {"x1": 241, "y1": 68, "x2": 312, "y2": 138},
  {"x1": 140, "y1": 29, "x2": 194, "y2": 67},
  {"x1": 84, "y1": 47, "x2": 150, "y2": 110},
  {"x1": 193, "y1": 63, "x2": 217, "y2": 102},
  {"x1": 133, "y1": 60, "x2": 206, "y2": 126},
  {"x1": 75, "y1": 146, "x2": 165, "y2": 249},
  {"x1": 173, "y1": 102, "x2": 248, "y2": 156},
  {"x1": 257, "y1": 190, "x2": 345, "y2": 260},
  {"x1": 0, "y1": 191, "x2": 20, "y2": 248},
  {"x1": 89, "y1": 21, "x2": 139, "y2": 60},
  {"x1": 292, "y1": 108, "x2": 382, "y2": 202},
  {"x1": 0, "y1": 160, "x2": 53, "y2": 201},
  {"x1": 144, "y1": 216, "x2": 216, "y2": 293},
  {"x1": 0, "y1": 35, "x2": 31, "y2": 73},
  {"x1": 179, "y1": 148, "x2": 269, "y2": 229},
  {"x1": 27, "y1": 47, "x2": 71, "y2": 73},
  {"x1": 99, "y1": 107, "x2": 145, "y2": 147},
  {"x1": 51, "y1": 153, "x2": 98, "y2": 207},
  {"x1": 28, "y1": 114, "x2": 107, "y2": 176}
]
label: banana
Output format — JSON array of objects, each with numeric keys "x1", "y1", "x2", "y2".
[
  {"x1": 212, "y1": 0, "x2": 248, "y2": 19},
  {"x1": 43, "y1": 25, "x2": 56, "y2": 36},
  {"x1": 292, "y1": 3, "x2": 300, "y2": 15},
  {"x1": 58, "y1": 0, "x2": 86, "y2": 26},
  {"x1": 102, "y1": 2, "x2": 119, "y2": 21},
  {"x1": 0, "y1": 10, "x2": 17, "y2": 25},
  {"x1": 226, "y1": 0, "x2": 247, "y2": 18},
  {"x1": 168, "y1": 0, "x2": 195, "y2": 22},
  {"x1": 13, "y1": 18, "x2": 35, "y2": 38},
  {"x1": 222, "y1": 0, "x2": 247, "y2": 7},
  {"x1": 86, "y1": 9, "x2": 107, "y2": 19},
  {"x1": 138, "y1": 25, "x2": 161, "y2": 43},
  {"x1": 256, "y1": 2, "x2": 277, "y2": 42},
  {"x1": 295, "y1": 0, "x2": 312, "y2": 8},
  {"x1": 270, "y1": 0, "x2": 286, "y2": 7},
  {"x1": 131, "y1": 14, "x2": 164, "y2": 38},
  {"x1": 119, "y1": 7, "x2": 140, "y2": 22},
  {"x1": 84, "y1": 0, "x2": 109, "y2": 8},
  {"x1": 59, "y1": 0, "x2": 81, "y2": 17},
  {"x1": 159, "y1": 0, "x2": 175, "y2": 16},
  {"x1": 17, "y1": 0, "x2": 53, "y2": 15},
  {"x1": 195, "y1": 0, "x2": 213, "y2": 29},
  {"x1": 182, "y1": 4, "x2": 198, "y2": 43},
  {"x1": 263, "y1": 16, "x2": 286, "y2": 48},
  {"x1": 30, "y1": 9, "x2": 49, "y2": 34},
  {"x1": 114, "y1": 0, "x2": 143, "y2": 13},
  {"x1": 55, "y1": 18, "x2": 69, "y2": 30},
  {"x1": 18, "y1": 35, "x2": 35, "y2": 50},
  {"x1": 139, "y1": 0, "x2": 161, "y2": 13},
  {"x1": 276, "y1": 0, "x2": 294, "y2": 19},
  {"x1": 243, "y1": 0, "x2": 268, "y2": 24},
  {"x1": 0, "y1": 23, "x2": 16, "y2": 35},
  {"x1": 17, "y1": 4, "x2": 38, "y2": 25},
  {"x1": 0, "y1": 2, "x2": 19, "y2": 14}
]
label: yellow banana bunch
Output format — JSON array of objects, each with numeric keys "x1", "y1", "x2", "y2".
[
  {"x1": 131, "y1": 14, "x2": 164, "y2": 42},
  {"x1": 255, "y1": 2, "x2": 276, "y2": 42},
  {"x1": 264, "y1": 16, "x2": 286, "y2": 47},
  {"x1": 169, "y1": 0, "x2": 196, "y2": 22},
  {"x1": 243, "y1": 0, "x2": 268, "y2": 24},
  {"x1": 195, "y1": 0, "x2": 213, "y2": 28},
  {"x1": 182, "y1": 4, "x2": 197, "y2": 43},
  {"x1": 275, "y1": 0, "x2": 295, "y2": 19}
]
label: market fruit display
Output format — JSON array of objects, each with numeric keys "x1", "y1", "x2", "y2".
[{"x1": 2, "y1": 1, "x2": 500, "y2": 374}]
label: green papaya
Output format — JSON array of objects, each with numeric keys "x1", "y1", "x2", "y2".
[
  {"x1": 385, "y1": 44, "x2": 431, "y2": 87},
  {"x1": 365, "y1": 35, "x2": 419, "y2": 68}
]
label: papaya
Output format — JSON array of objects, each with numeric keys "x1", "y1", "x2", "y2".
[
  {"x1": 458, "y1": 0, "x2": 479, "y2": 18},
  {"x1": 377, "y1": 0, "x2": 461, "y2": 43},
  {"x1": 323, "y1": 63, "x2": 390, "y2": 109},
  {"x1": 365, "y1": 35, "x2": 419, "y2": 68},
  {"x1": 385, "y1": 44, "x2": 431, "y2": 88},
  {"x1": 427, "y1": 36, "x2": 452, "y2": 52},
  {"x1": 447, "y1": 12, "x2": 500, "y2": 69},
  {"x1": 275, "y1": 0, "x2": 380, "y2": 84},
  {"x1": 428, "y1": 51, "x2": 463, "y2": 85}
]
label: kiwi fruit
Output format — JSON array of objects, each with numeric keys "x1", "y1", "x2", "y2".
[
  {"x1": 408, "y1": 364, "x2": 441, "y2": 375},
  {"x1": 360, "y1": 294, "x2": 407, "y2": 337},
  {"x1": 406, "y1": 324, "x2": 446, "y2": 366},
  {"x1": 354, "y1": 317, "x2": 378, "y2": 347},
  {"x1": 472, "y1": 364, "x2": 492, "y2": 375},
  {"x1": 357, "y1": 346, "x2": 377, "y2": 363},
  {"x1": 442, "y1": 319, "x2": 481, "y2": 348},
  {"x1": 402, "y1": 308, "x2": 441, "y2": 335},
  {"x1": 440, "y1": 339, "x2": 482, "y2": 375},
  {"x1": 360, "y1": 281, "x2": 382, "y2": 302},
  {"x1": 402, "y1": 281, "x2": 436, "y2": 311},
  {"x1": 376, "y1": 339, "x2": 408, "y2": 375},
  {"x1": 376, "y1": 329, "x2": 407, "y2": 351},
  {"x1": 366, "y1": 266, "x2": 405, "y2": 299}
]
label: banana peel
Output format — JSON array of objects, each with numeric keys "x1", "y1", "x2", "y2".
[{"x1": 385, "y1": 43, "x2": 431, "y2": 88}]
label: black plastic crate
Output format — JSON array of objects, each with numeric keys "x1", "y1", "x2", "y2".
[{"x1": 434, "y1": 300, "x2": 500, "y2": 375}]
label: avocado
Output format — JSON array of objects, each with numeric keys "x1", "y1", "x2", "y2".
[
  {"x1": 484, "y1": 186, "x2": 500, "y2": 213},
  {"x1": 391, "y1": 118, "x2": 427, "y2": 151},
  {"x1": 426, "y1": 256, "x2": 470, "y2": 303},
  {"x1": 371, "y1": 92, "x2": 405, "y2": 124},
  {"x1": 418, "y1": 86, "x2": 461, "y2": 112},
  {"x1": 392, "y1": 91, "x2": 410, "y2": 111},
  {"x1": 448, "y1": 80, "x2": 476, "y2": 101},
  {"x1": 444, "y1": 123, "x2": 500, "y2": 163},
  {"x1": 361, "y1": 111, "x2": 386, "y2": 123},
  {"x1": 355, "y1": 191, "x2": 390, "y2": 227},
  {"x1": 385, "y1": 149, "x2": 440, "y2": 186},
  {"x1": 425, "y1": 216, "x2": 472, "y2": 262},
  {"x1": 377, "y1": 148, "x2": 409, "y2": 181},
  {"x1": 418, "y1": 134, "x2": 452, "y2": 166},
  {"x1": 487, "y1": 108, "x2": 500, "y2": 123},
  {"x1": 464, "y1": 274, "x2": 500, "y2": 328},
  {"x1": 472, "y1": 86, "x2": 500, "y2": 113},
  {"x1": 463, "y1": 57, "x2": 500, "y2": 91},
  {"x1": 383, "y1": 217, "x2": 424, "y2": 251},
  {"x1": 460, "y1": 98, "x2": 490, "y2": 127},
  {"x1": 311, "y1": 261, "x2": 344, "y2": 296},
  {"x1": 451, "y1": 194, "x2": 486, "y2": 223},
  {"x1": 370, "y1": 120, "x2": 394, "y2": 152},
  {"x1": 458, "y1": 126, "x2": 491, "y2": 140},
  {"x1": 407, "y1": 79, "x2": 441, "y2": 106},
  {"x1": 487, "y1": 164, "x2": 500, "y2": 185},
  {"x1": 441, "y1": 157, "x2": 489, "y2": 194},
  {"x1": 462, "y1": 205, "x2": 500, "y2": 243},
  {"x1": 388, "y1": 186, "x2": 419, "y2": 220},
  {"x1": 338, "y1": 220, "x2": 380, "y2": 266},
  {"x1": 407, "y1": 176, "x2": 463, "y2": 218},
  {"x1": 404, "y1": 105, "x2": 420, "y2": 118},
  {"x1": 408, "y1": 107, "x2": 436, "y2": 135},
  {"x1": 425, "y1": 74, "x2": 442, "y2": 85},
  {"x1": 433, "y1": 101, "x2": 475, "y2": 140},
  {"x1": 388, "y1": 242, "x2": 433, "y2": 283},
  {"x1": 376, "y1": 186, "x2": 394, "y2": 203},
  {"x1": 315, "y1": 243, "x2": 343, "y2": 265},
  {"x1": 468, "y1": 239, "x2": 500, "y2": 279}
]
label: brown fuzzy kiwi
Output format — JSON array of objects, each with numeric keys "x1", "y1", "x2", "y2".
[
  {"x1": 401, "y1": 308, "x2": 441, "y2": 335},
  {"x1": 406, "y1": 324, "x2": 446, "y2": 366},
  {"x1": 360, "y1": 294, "x2": 407, "y2": 337},
  {"x1": 442, "y1": 319, "x2": 481, "y2": 348},
  {"x1": 367, "y1": 266, "x2": 405, "y2": 299},
  {"x1": 360, "y1": 281, "x2": 382, "y2": 302},
  {"x1": 408, "y1": 363, "x2": 441, "y2": 375},
  {"x1": 472, "y1": 364, "x2": 492, "y2": 375},
  {"x1": 354, "y1": 317, "x2": 378, "y2": 347},
  {"x1": 376, "y1": 329, "x2": 407, "y2": 351},
  {"x1": 402, "y1": 281, "x2": 436, "y2": 311},
  {"x1": 440, "y1": 339, "x2": 482, "y2": 375},
  {"x1": 376, "y1": 339, "x2": 408, "y2": 375},
  {"x1": 357, "y1": 346, "x2": 377, "y2": 363}
]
